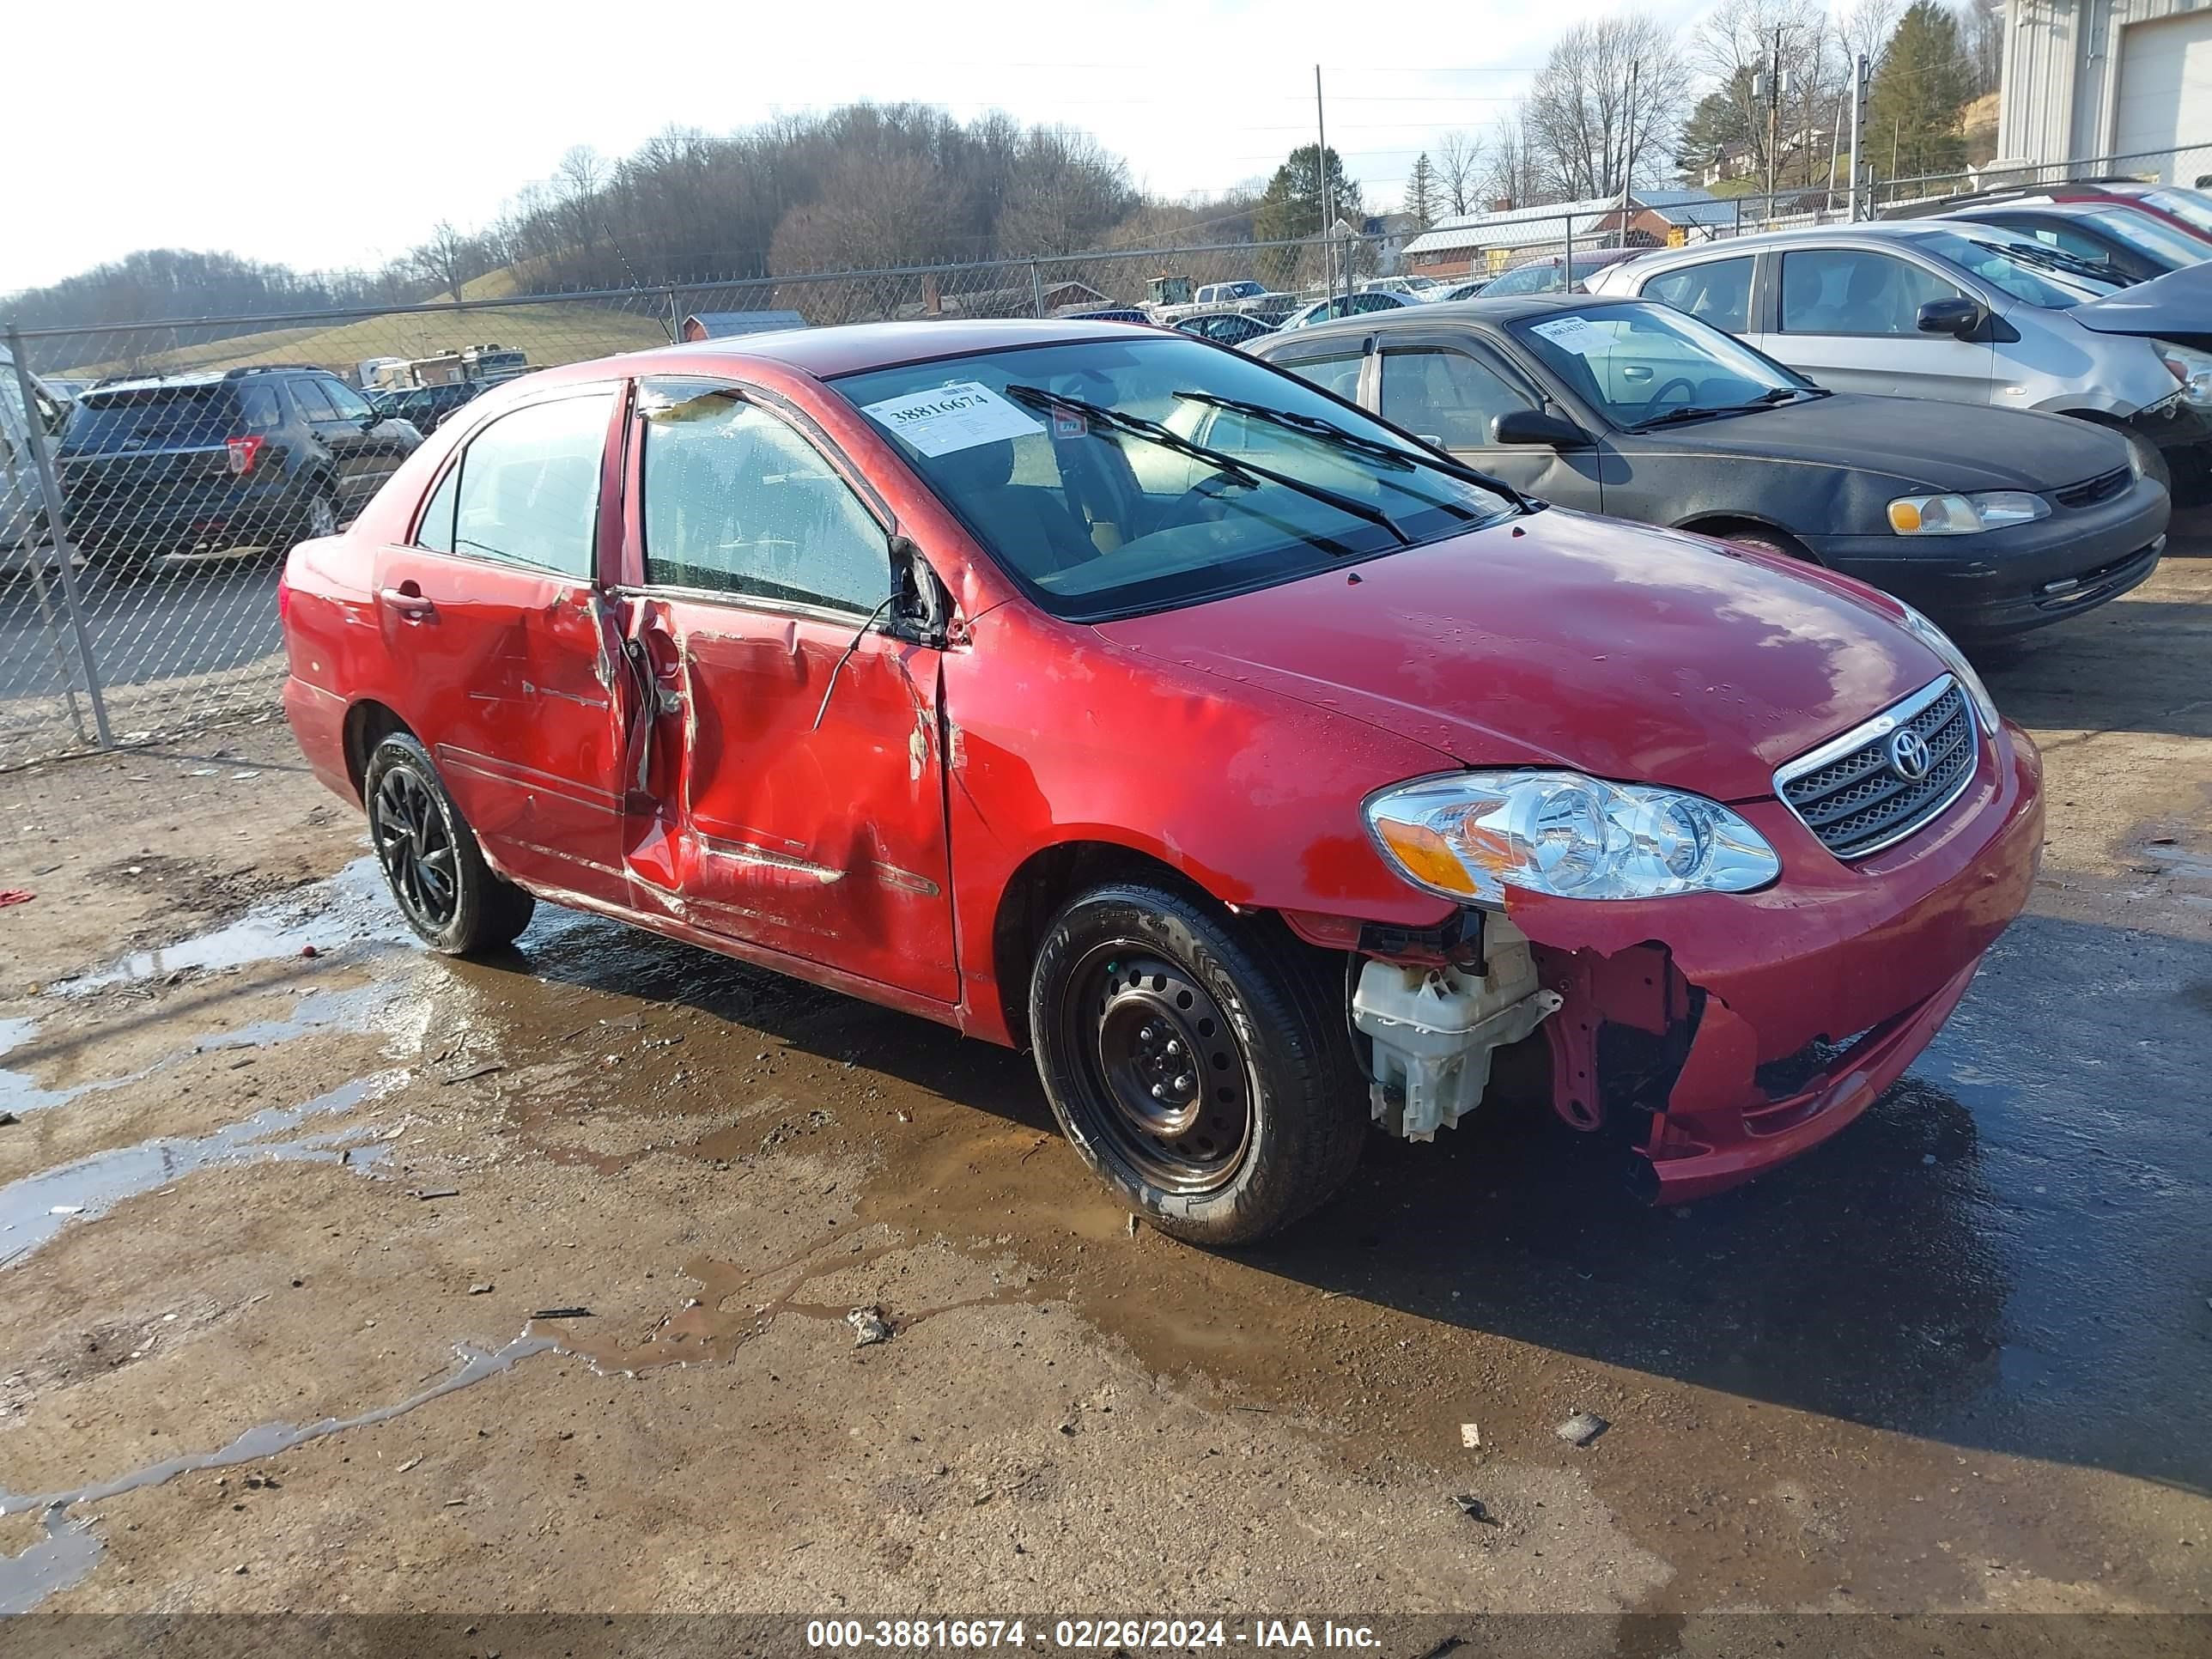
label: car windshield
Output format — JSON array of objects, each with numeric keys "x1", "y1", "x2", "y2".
[
  {"x1": 831, "y1": 335, "x2": 1517, "y2": 621},
  {"x1": 2142, "y1": 187, "x2": 2212, "y2": 237},
  {"x1": 2081, "y1": 208, "x2": 2210, "y2": 270},
  {"x1": 1913, "y1": 228, "x2": 2126, "y2": 306},
  {"x1": 1508, "y1": 303, "x2": 1815, "y2": 430},
  {"x1": 59, "y1": 386, "x2": 238, "y2": 453}
]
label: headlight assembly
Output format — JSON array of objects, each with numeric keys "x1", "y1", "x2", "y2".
[
  {"x1": 1364, "y1": 772, "x2": 1780, "y2": 906},
  {"x1": 1895, "y1": 602, "x2": 2001, "y2": 731},
  {"x1": 1886, "y1": 490, "x2": 2050, "y2": 535},
  {"x1": 2156, "y1": 338, "x2": 2212, "y2": 407}
]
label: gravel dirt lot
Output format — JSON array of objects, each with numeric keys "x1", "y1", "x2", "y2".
[{"x1": 1, "y1": 536, "x2": 2208, "y2": 1639}]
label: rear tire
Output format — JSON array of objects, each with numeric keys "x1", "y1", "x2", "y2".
[
  {"x1": 363, "y1": 732, "x2": 534, "y2": 954},
  {"x1": 1028, "y1": 883, "x2": 1366, "y2": 1246},
  {"x1": 289, "y1": 484, "x2": 338, "y2": 552}
]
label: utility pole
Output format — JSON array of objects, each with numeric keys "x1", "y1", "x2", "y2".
[
  {"x1": 1760, "y1": 26, "x2": 1783, "y2": 218},
  {"x1": 1847, "y1": 52, "x2": 1868, "y2": 220},
  {"x1": 1619, "y1": 60, "x2": 1639, "y2": 232},
  {"x1": 1315, "y1": 64, "x2": 1335, "y2": 306}
]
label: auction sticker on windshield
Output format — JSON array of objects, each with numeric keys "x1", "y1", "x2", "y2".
[
  {"x1": 1528, "y1": 316, "x2": 1617, "y2": 356},
  {"x1": 861, "y1": 381, "x2": 1044, "y2": 457}
]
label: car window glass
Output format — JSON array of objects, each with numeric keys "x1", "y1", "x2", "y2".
[
  {"x1": 2143, "y1": 187, "x2": 2212, "y2": 235},
  {"x1": 1510, "y1": 304, "x2": 1802, "y2": 426},
  {"x1": 639, "y1": 380, "x2": 889, "y2": 613},
  {"x1": 2081, "y1": 209, "x2": 2207, "y2": 268},
  {"x1": 834, "y1": 335, "x2": 1510, "y2": 621},
  {"x1": 236, "y1": 383, "x2": 284, "y2": 433},
  {"x1": 1277, "y1": 354, "x2": 1363, "y2": 403},
  {"x1": 1379, "y1": 349, "x2": 1536, "y2": 447},
  {"x1": 322, "y1": 380, "x2": 374, "y2": 420},
  {"x1": 1643, "y1": 256, "x2": 1754, "y2": 333},
  {"x1": 416, "y1": 460, "x2": 460, "y2": 553},
  {"x1": 451, "y1": 392, "x2": 611, "y2": 579},
  {"x1": 1909, "y1": 229, "x2": 2118, "y2": 306},
  {"x1": 289, "y1": 378, "x2": 339, "y2": 420},
  {"x1": 1779, "y1": 249, "x2": 1960, "y2": 335}
]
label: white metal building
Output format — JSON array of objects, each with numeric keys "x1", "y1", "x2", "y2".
[{"x1": 1998, "y1": 0, "x2": 2212, "y2": 181}]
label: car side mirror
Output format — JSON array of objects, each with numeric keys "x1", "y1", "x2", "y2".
[
  {"x1": 1492, "y1": 409, "x2": 1589, "y2": 448},
  {"x1": 1916, "y1": 298, "x2": 1986, "y2": 339},
  {"x1": 887, "y1": 533, "x2": 950, "y2": 650},
  {"x1": 359, "y1": 410, "x2": 381, "y2": 430}
]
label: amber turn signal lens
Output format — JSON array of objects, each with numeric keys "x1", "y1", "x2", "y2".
[
  {"x1": 1371, "y1": 817, "x2": 1479, "y2": 896},
  {"x1": 1887, "y1": 499, "x2": 1923, "y2": 533}
]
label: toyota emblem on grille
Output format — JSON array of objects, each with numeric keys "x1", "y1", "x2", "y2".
[{"x1": 1887, "y1": 729, "x2": 1933, "y2": 781}]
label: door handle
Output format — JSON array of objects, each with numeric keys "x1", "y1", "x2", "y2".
[{"x1": 380, "y1": 583, "x2": 435, "y2": 621}]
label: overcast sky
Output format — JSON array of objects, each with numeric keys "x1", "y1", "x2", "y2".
[{"x1": 7, "y1": 0, "x2": 1712, "y2": 295}]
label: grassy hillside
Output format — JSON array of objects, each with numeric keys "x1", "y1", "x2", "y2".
[{"x1": 46, "y1": 296, "x2": 672, "y2": 382}]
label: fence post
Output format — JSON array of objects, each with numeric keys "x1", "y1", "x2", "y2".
[
  {"x1": 1030, "y1": 259, "x2": 1046, "y2": 319},
  {"x1": 7, "y1": 325, "x2": 112, "y2": 750},
  {"x1": 665, "y1": 285, "x2": 683, "y2": 343}
]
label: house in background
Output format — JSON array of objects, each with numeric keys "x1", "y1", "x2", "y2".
[
  {"x1": 1999, "y1": 0, "x2": 2212, "y2": 183},
  {"x1": 1401, "y1": 190, "x2": 1737, "y2": 277},
  {"x1": 679, "y1": 310, "x2": 809, "y2": 341}
]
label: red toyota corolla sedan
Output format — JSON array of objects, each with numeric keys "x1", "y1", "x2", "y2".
[{"x1": 279, "y1": 320, "x2": 2043, "y2": 1243}]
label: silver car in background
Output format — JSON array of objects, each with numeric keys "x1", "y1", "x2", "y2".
[{"x1": 1590, "y1": 221, "x2": 2212, "y2": 489}]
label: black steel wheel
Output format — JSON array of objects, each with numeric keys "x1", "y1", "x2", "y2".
[
  {"x1": 1082, "y1": 950, "x2": 1254, "y2": 1195},
  {"x1": 1029, "y1": 882, "x2": 1366, "y2": 1245},
  {"x1": 362, "y1": 732, "x2": 534, "y2": 954}
]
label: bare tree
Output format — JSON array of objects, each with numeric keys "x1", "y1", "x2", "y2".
[
  {"x1": 1436, "y1": 130, "x2": 1486, "y2": 216},
  {"x1": 769, "y1": 152, "x2": 968, "y2": 322},
  {"x1": 410, "y1": 221, "x2": 483, "y2": 302},
  {"x1": 1958, "y1": 0, "x2": 2003, "y2": 97},
  {"x1": 1524, "y1": 14, "x2": 1690, "y2": 199},
  {"x1": 993, "y1": 127, "x2": 1139, "y2": 255},
  {"x1": 1480, "y1": 106, "x2": 1545, "y2": 209}
]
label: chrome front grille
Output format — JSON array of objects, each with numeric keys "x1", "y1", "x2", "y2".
[{"x1": 1775, "y1": 677, "x2": 1978, "y2": 860}]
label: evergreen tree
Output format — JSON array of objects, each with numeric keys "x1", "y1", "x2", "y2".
[
  {"x1": 1868, "y1": 1, "x2": 1973, "y2": 179},
  {"x1": 1252, "y1": 144, "x2": 1359, "y2": 285},
  {"x1": 1404, "y1": 154, "x2": 1439, "y2": 228}
]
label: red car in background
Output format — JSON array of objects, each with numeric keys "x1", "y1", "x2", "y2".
[
  {"x1": 1892, "y1": 178, "x2": 2212, "y2": 247},
  {"x1": 279, "y1": 320, "x2": 2042, "y2": 1243}
]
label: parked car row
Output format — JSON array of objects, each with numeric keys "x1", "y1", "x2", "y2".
[
  {"x1": 286, "y1": 309, "x2": 2075, "y2": 1246},
  {"x1": 1588, "y1": 214, "x2": 2212, "y2": 490}
]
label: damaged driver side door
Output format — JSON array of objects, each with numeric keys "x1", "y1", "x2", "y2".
[{"x1": 613, "y1": 375, "x2": 957, "y2": 1005}]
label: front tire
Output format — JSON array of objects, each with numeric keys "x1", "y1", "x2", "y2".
[
  {"x1": 363, "y1": 732, "x2": 534, "y2": 954},
  {"x1": 1028, "y1": 883, "x2": 1366, "y2": 1246}
]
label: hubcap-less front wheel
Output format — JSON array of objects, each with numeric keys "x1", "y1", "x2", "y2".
[
  {"x1": 1075, "y1": 949, "x2": 1253, "y2": 1195},
  {"x1": 371, "y1": 764, "x2": 459, "y2": 931}
]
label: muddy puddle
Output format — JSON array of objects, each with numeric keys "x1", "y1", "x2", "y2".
[
  {"x1": 0, "y1": 1071, "x2": 404, "y2": 1269},
  {"x1": 52, "y1": 860, "x2": 411, "y2": 995},
  {"x1": 0, "y1": 1335, "x2": 555, "y2": 1611}
]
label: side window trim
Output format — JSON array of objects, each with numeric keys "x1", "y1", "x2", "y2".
[{"x1": 621, "y1": 375, "x2": 893, "y2": 623}]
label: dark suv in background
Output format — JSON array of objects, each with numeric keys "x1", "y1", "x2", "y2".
[
  {"x1": 57, "y1": 365, "x2": 420, "y2": 567},
  {"x1": 366, "y1": 380, "x2": 487, "y2": 436}
]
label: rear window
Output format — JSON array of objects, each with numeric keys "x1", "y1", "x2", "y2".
[{"x1": 60, "y1": 386, "x2": 240, "y2": 453}]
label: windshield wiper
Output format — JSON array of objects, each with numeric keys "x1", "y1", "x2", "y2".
[
  {"x1": 1967, "y1": 238, "x2": 2121, "y2": 287},
  {"x1": 1628, "y1": 403, "x2": 1765, "y2": 431},
  {"x1": 1166, "y1": 389, "x2": 1526, "y2": 515},
  {"x1": 1000, "y1": 384, "x2": 1411, "y2": 546}
]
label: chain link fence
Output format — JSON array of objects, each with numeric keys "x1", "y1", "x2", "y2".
[{"x1": 4, "y1": 142, "x2": 2205, "y2": 769}]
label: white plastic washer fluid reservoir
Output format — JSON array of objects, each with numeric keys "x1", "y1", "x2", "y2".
[{"x1": 1352, "y1": 919, "x2": 1563, "y2": 1140}]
